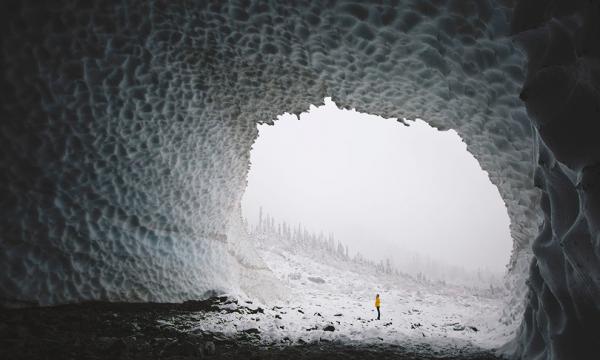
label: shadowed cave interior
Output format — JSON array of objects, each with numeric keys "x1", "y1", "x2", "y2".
[{"x1": 1, "y1": 1, "x2": 599, "y2": 359}]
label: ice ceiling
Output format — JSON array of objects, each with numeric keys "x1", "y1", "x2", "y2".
[{"x1": 1, "y1": 1, "x2": 599, "y2": 359}]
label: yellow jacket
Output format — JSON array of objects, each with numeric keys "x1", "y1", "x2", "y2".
[{"x1": 375, "y1": 297, "x2": 381, "y2": 307}]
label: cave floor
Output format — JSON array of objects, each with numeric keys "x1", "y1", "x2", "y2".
[{"x1": 0, "y1": 299, "x2": 501, "y2": 360}]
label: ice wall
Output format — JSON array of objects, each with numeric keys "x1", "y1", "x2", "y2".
[
  {"x1": 0, "y1": 0, "x2": 597, "y2": 358},
  {"x1": 509, "y1": 1, "x2": 600, "y2": 358}
]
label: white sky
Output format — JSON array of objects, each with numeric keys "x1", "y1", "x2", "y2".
[{"x1": 242, "y1": 98, "x2": 512, "y2": 274}]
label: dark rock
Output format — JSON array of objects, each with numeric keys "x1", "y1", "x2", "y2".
[
  {"x1": 0, "y1": 323, "x2": 10, "y2": 338},
  {"x1": 307, "y1": 277, "x2": 325, "y2": 284},
  {"x1": 203, "y1": 341, "x2": 215, "y2": 355},
  {"x1": 107, "y1": 338, "x2": 127, "y2": 357},
  {"x1": 242, "y1": 328, "x2": 260, "y2": 335},
  {"x1": 97, "y1": 336, "x2": 119, "y2": 348},
  {"x1": 15, "y1": 325, "x2": 29, "y2": 338},
  {"x1": 153, "y1": 337, "x2": 172, "y2": 345},
  {"x1": 180, "y1": 298, "x2": 222, "y2": 312},
  {"x1": 160, "y1": 339, "x2": 201, "y2": 357},
  {"x1": 323, "y1": 325, "x2": 335, "y2": 332}
]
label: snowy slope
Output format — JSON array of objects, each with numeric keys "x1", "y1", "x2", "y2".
[{"x1": 199, "y1": 242, "x2": 516, "y2": 354}]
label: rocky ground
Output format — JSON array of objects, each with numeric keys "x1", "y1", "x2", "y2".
[{"x1": 0, "y1": 297, "x2": 502, "y2": 360}]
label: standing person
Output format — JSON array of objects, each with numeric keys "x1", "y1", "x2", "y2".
[{"x1": 375, "y1": 294, "x2": 381, "y2": 320}]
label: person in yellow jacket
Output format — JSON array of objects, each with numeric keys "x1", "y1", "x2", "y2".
[{"x1": 375, "y1": 294, "x2": 381, "y2": 320}]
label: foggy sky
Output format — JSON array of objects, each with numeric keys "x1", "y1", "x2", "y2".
[{"x1": 242, "y1": 99, "x2": 512, "y2": 274}]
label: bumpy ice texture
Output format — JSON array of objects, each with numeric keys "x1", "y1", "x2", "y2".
[
  {"x1": 0, "y1": 1, "x2": 598, "y2": 359},
  {"x1": 509, "y1": 0, "x2": 600, "y2": 359}
]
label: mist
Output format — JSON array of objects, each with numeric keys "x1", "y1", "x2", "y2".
[{"x1": 242, "y1": 98, "x2": 512, "y2": 275}]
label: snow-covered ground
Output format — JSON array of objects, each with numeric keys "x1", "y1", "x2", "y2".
[{"x1": 197, "y1": 242, "x2": 515, "y2": 354}]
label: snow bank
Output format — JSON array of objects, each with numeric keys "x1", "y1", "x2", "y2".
[{"x1": 199, "y1": 244, "x2": 514, "y2": 353}]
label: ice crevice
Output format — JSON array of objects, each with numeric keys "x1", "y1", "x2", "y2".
[{"x1": 0, "y1": 1, "x2": 599, "y2": 359}]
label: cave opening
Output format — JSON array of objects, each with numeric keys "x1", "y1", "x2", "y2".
[{"x1": 233, "y1": 98, "x2": 517, "y2": 348}]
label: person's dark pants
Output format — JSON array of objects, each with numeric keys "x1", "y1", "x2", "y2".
[{"x1": 376, "y1": 306, "x2": 380, "y2": 320}]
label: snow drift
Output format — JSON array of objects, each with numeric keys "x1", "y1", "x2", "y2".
[{"x1": 1, "y1": 1, "x2": 599, "y2": 359}]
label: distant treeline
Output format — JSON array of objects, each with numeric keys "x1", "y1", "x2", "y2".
[
  {"x1": 249, "y1": 208, "x2": 420, "y2": 279},
  {"x1": 246, "y1": 208, "x2": 505, "y2": 291}
]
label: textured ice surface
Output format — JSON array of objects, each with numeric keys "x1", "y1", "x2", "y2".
[
  {"x1": 1, "y1": 1, "x2": 599, "y2": 359},
  {"x1": 508, "y1": 1, "x2": 600, "y2": 359},
  {"x1": 0, "y1": 0, "x2": 537, "y2": 303}
]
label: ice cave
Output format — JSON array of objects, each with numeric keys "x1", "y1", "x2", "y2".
[
  {"x1": 243, "y1": 99, "x2": 514, "y2": 276},
  {"x1": 1, "y1": 1, "x2": 599, "y2": 359}
]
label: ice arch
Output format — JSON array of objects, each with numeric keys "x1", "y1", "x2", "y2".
[{"x1": 0, "y1": 1, "x2": 598, "y2": 359}]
